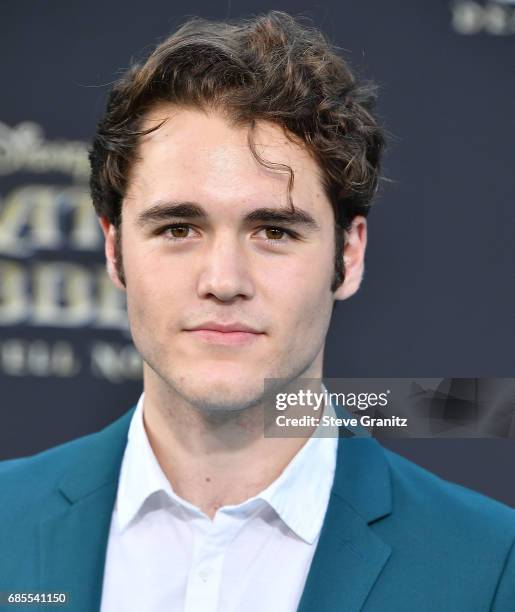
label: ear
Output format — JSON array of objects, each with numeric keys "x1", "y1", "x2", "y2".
[
  {"x1": 334, "y1": 216, "x2": 367, "y2": 301},
  {"x1": 99, "y1": 216, "x2": 125, "y2": 290}
]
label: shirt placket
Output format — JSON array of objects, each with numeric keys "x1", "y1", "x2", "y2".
[{"x1": 183, "y1": 513, "x2": 241, "y2": 612}]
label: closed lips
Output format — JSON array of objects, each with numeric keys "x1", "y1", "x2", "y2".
[{"x1": 186, "y1": 322, "x2": 262, "y2": 333}]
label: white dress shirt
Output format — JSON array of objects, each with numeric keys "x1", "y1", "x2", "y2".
[{"x1": 100, "y1": 393, "x2": 338, "y2": 612}]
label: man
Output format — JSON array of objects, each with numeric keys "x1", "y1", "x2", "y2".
[{"x1": 1, "y1": 11, "x2": 514, "y2": 612}]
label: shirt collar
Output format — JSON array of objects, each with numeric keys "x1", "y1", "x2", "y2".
[
  {"x1": 255, "y1": 405, "x2": 338, "y2": 543},
  {"x1": 115, "y1": 390, "x2": 338, "y2": 544}
]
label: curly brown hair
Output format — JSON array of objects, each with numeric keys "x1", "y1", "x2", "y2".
[{"x1": 89, "y1": 11, "x2": 385, "y2": 290}]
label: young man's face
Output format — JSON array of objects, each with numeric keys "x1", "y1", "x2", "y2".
[{"x1": 101, "y1": 105, "x2": 366, "y2": 413}]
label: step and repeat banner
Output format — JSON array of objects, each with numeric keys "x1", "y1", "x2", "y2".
[{"x1": 1, "y1": 1, "x2": 514, "y2": 502}]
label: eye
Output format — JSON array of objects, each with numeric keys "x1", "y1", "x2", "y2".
[
  {"x1": 158, "y1": 224, "x2": 199, "y2": 240},
  {"x1": 256, "y1": 226, "x2": 296, "y2": 243},
  {"x1": 169, "y1": 225, "x2": 191, "y2": 238},
  {"x1": 264, "y1": 227, "x2": 286, "y2": 240}
]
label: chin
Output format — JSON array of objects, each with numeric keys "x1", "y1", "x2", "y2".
[{"x1": 173, "y1": 369, "x2": 267, "y2": 414}]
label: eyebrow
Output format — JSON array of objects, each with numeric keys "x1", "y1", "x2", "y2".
[{"x1": 135, "y1": 201, "x2": 320, "y2": 230}]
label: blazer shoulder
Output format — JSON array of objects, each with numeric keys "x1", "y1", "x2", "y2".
[
  {"x1": 0, "y1": 431, "x2": 94, "y2": 493},
  {"x1": 0, "y1": 408, "x2": 134, "y2": 515},
  {"x1": 382, "y1": 446, "x2": 515, "y2": 536}
]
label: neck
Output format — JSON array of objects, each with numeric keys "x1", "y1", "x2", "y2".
[{"x1": 141, "y1": 366, "x2": 323, "y2": 519}]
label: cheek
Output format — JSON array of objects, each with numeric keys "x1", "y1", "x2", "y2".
[
  {"x1": 262, "y1": 252, "x2": 334, "y2": 334},
  {"x1": 124, "y1": 251, "x2": 192, "y2": 327}
]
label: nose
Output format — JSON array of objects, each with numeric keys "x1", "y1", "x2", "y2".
[{"x1": 197, "y1": 232, "x2": 255, "y2": 302}]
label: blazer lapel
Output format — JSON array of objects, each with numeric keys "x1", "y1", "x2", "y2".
[
  {"x1": 297, "y1": 435, "x2": 393, "y2": 612},
  {"x1": 39, "y1": 408, "x2": 135, "y2": 612}
]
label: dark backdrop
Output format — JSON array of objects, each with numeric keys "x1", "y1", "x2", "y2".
[{"x1": 1, "y1": 1, "x2": 514, "y2": 505}]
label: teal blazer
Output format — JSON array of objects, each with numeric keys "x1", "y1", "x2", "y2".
[{"x1": 1, "y1": 407, "x2": 515, "y2": 611}]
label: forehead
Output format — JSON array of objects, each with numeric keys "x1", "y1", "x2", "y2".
[{"x1": 124, "y1": 104, "x2": 328, "y2": 214}]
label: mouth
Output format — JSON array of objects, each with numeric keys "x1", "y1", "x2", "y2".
[{"x1": 184, "y1": 322, "x2": 265, "y2": 346}]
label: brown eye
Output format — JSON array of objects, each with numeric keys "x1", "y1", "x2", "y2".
[
  {"x1": 264, "y1": 227, "x2": 285, "y2": 240},
  {"x1": 169, "y1": 226, "x2": 190, "y2": 238}
]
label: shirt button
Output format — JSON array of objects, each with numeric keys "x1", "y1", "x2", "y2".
[{"x1": 199, "y1": 567, "x2": 211, "y2": 582}]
